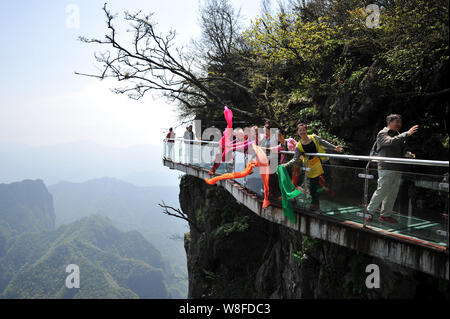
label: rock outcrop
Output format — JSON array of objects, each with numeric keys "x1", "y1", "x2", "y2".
[{"x1": 0, "y1": 179, "x2": 55, "y2": 235}]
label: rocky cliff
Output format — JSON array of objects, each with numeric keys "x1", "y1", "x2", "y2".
[
  {"x1": 0, "y1": 179, "x2": 55, "y2": 256},
  {"x1": 180, "y1": 175, "x2": 449, "y2": 299}
]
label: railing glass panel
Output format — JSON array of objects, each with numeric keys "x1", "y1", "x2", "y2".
[
  {"x1": 364, "y1": 166, "x2": 448, "y2": 246},
  {"x1": 291, "y1": 163, "x2": 368, "y2": 222},
  {"x1": 233, "y1": 150, "x2": 248, "y2": 187}
]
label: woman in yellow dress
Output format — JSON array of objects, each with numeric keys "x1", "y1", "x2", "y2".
[{"x1": 283, "y1": 123, "x2": 343, "y2": 211}]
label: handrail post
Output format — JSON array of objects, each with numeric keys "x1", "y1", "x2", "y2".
[
  {"x1": 244, "y1": 152, "x2": 248, "y2": 187},
  {"x1": 363, "y1": 160, "x2": 371, "y2": 228},
  {"x1": 303, "y1": 158, "x2": 309, "y2": 209},
  {"x1": 163, "y1": 138, "x2": 166, "y2": 159},
  {"x1": 162, "y1": 138, "x2": 165, "y2": 159},
  {"x1": 446, "y1": 188, "x2": 449, "y2": 251}
]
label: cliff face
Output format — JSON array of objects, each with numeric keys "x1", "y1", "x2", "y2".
[{"x1": 180, "y1": 175, "x2": 448, "y2": 299}]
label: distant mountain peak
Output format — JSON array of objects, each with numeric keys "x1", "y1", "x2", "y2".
[{"x1": 0, "y1": 179, "x2": 55, "y2": 234}]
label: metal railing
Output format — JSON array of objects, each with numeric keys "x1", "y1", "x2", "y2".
[
  {"x1": 279, "y1": 151, "x2": 449, "y2": 167},
  {"x1": 166, "y1": 138, "x2": 449, "y2": 167},
  {"x1": 163, "y1": 138, "x2": 449, "y2": 248}
]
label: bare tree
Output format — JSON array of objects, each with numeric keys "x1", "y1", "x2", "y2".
[
  {"x1": 260, "y1": 0, "x2": 274, "y2": 17},
  {"x1": 158, "y1": 201, "x2": 203, "y2": 233},
  {"x1": 197, "y1": 0, "x2": 242, "y2": 63},
  {"x1": 261, "y1": 0, "x2": 300, "y2": 17},
  {"x1": 191, "y1": 0, "x2": 258, "y2": 104},
  {"x1": 76, "y1": 3, "x2": 256, "y2": 119}
]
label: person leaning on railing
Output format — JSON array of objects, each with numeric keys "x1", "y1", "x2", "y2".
[
  {"x1": 283, "y1": 123, "x2": 343, "y2": 211},
  {"x1": 365, "y1": 114, "x2": 419, "y2": 224}
]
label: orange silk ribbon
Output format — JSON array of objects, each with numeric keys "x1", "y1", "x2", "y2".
[
  {"x1": 205, "y1": 161, "x2": 257, "y2": 185},
  {"x1": 251, "y1": 144, "x2": 271, "y2": 209},
  {"x1": 204, "y1": 143, "x2": 272, "y2": 209}
]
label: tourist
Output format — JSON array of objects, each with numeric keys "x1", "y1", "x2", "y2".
[
  {"x1": 165, "y1": 127, "x2": 175, "y2": 159},
  {"x1": 283, "y1": 123, "x2": 343, "y2": 211},
  {"x1": 261, "y1": 123, "x2": 288, "y2": 201},
  {"x1": 366, "y1": 114, "x2": 418, "y2": 223},
  {"x1": 183, "y1": 125, "x2": 194, "y2": 164}
]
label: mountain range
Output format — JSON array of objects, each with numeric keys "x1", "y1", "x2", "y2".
[
  {"x1": 0, "y1": 141, "x2": 180, "y2": 187},
  {"x1": 0, "y1": 178, "x2": 184, "y2": 298}
]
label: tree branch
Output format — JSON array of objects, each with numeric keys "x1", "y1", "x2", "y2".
[
  {"x1": 76, "y1": 3, "x2": 260, "y2": 121},
  {"x1": 158, "y1": 201, "x2": 203, "y2": 233}
]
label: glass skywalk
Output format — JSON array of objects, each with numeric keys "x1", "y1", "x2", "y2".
[{"x1": 163, "y1": 138, "x2": 449, "y2": 248}]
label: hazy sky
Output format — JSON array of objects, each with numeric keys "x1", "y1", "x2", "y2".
[{"x1": 0, "y1": 0, "x2": 263, "y2": 147}]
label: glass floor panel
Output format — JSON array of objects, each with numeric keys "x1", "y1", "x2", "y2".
[{"x1": 305, "y1": 200, "x2": 448, "y2": 247}]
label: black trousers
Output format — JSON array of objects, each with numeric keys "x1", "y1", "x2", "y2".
[
  {"x1": 269, "y1": 173, "x2": 281, "y2": 200},
  {"x1": 310, "y1": 176, "x2": 320, "y2": 205}
]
